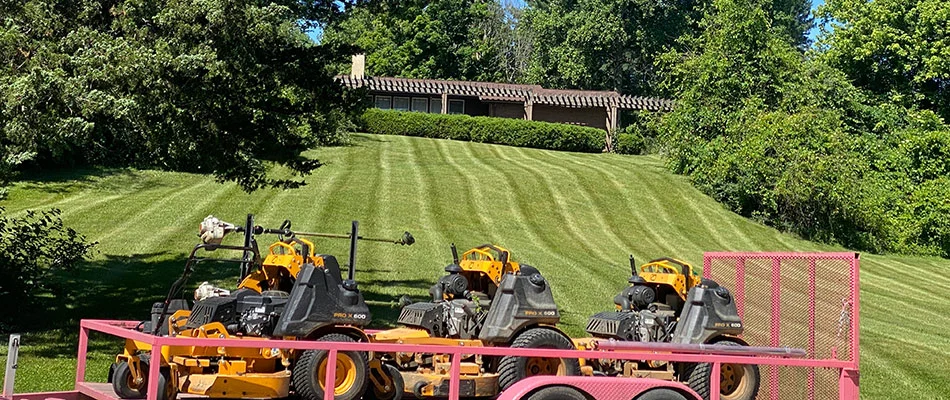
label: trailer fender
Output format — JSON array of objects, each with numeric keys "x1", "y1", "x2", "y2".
[{"x1": 497, "y1": 376, "x2": 701, "y2": 400}]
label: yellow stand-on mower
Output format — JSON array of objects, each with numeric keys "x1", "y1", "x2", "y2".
[
  {"x1": 575, "y1": 256, "x2": 761, "y2": 400},
  {"x1": 109, "y1": 215, "x2": 413, "y2": 400},
  {"x1": 365, "y1": 244, "x2": 579, "y2": 399}
]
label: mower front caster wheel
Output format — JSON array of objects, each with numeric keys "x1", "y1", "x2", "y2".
[
  {"x1": 111, "y1": 356, "x2": 177, "y2": 400},
  {"x1": 366, "y1": 363, "x2": 404, "y2": 400},
  {"x1": 292, "y1": 334, "x2": 369, "y2": 400}
]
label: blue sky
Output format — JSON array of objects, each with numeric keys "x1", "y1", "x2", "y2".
[{"x1": 809, "y1": 0, "x2": 826, "y2": 42}]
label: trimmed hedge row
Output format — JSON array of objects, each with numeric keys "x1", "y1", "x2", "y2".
[{"x1": 361, "y1": 109, "x2": 605, "y2": 153}]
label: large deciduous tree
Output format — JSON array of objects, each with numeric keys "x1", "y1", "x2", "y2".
[
  {"x1": 659, "y1": 0, "x2": 950, "y2": 258},
  {"x1": 816, "y1": 0, "x2": 950, "y2": 120},
  {"x1": 520, "y1": 0, "x2": 812, "y2": 95},
  {"x1": 321, "y1": 0, "x2": 510, "y2": 82},
  {"x1": 0, "y1": 0, "x2": 364, "y2": 191},
  {"x1": 521, "y1": 0, "x2": 707, "y2": 95}
]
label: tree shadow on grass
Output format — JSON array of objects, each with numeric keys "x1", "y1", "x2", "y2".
[
  {"x1": 19, "y1": 252, "x2": 240, "y2": 357},
  {"x1": 15, "y1": 167, "x2": 173, "y2": 195},
  {"x1": 347, "y1": 133, "x2": 392, "y2": 145},
  {"x1": 15, "y1": 253, "x2": 436, "y2": 355}
]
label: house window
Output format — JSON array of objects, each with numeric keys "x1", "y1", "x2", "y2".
[
  {"x1": 393, "y1": 97, "x2": 410, "y2": 111},
  {"x1": 430, "y1": 98, "x2": 443, "y2": 113},
  {"x1": 375, "y1": 96, "x2": 392, "y2": 110},
  {"x1": 411, "y1": 98, "x2": 428, "y2": 112},
  {"x1": 448, "y1": 99, "x2": 465, "y2": 114}
]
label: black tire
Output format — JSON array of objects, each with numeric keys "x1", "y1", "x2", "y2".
[
  {"x1": 497, "y1": 328, "x2": 581, "y2": 391},
  {"x1": 365, "y1": 363, "x2": 404, "y2": 400},
  {"x1": 112, "y1": 356, "x2": 176, "y2": 400},
  {"x1": 636, "y1": 388, "x2": 688, "y2": 400},
  {"x1": 292, "y1": 333, "x2": 369, "y2": 400},
  {"x1": 526, "y1": 385, "x2": 587, "y2": 400},
  {"x1": 682, "y1": 341, "x2": 760, "y2": 400},
  {"x1": 112, "y1": 360, "x2": 144, "y2": 399}
]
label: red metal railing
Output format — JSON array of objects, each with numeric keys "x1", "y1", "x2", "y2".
[
  {"x1": 5, "y1": 252, "x2": 860, "y2": 400},
  {"x1": 73, "y1": 319, "x2": 823, "y2": 400}
]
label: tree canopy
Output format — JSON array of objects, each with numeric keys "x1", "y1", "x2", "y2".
[
  {"x1": 321, "y1": 0, "x2": 514, "y2": 82},
  {"x1": 1, "y1": 0, "x2": 363, "y2": 191},
  {"x1": 659, "y1": 0, "x2": 950, "y2": 257},
  {"x1": 816, "y1": 0, "x2": 950, "y2": 120},
  {"x1": 521, "y1": 0, "x2": 707, "y2": 95}
]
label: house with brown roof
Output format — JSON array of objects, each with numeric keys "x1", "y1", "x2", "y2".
[{"x1": 338, "y1": 55, "x2": 672, "y2": 133}]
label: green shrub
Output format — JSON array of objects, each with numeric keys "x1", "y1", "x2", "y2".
[
  {"x1": 653, "y1": 0, "x2": 950, "y2": 258},
  {"x1": 360, "y1": 109, "x2": 605, "y2": 153},
  {"x1": 0, "y1": 208, "x2": 97, "y2": 330},
  {"x1": 615, "y1": 132, "x2": 645, "y2": 155}
]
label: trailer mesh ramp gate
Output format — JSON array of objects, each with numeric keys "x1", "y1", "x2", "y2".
[{"x1": 704, "y1": 252, "x2": 860, "y2": 400}]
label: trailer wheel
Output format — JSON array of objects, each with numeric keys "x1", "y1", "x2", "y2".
[
  {"x1": 112, "y1": 356, "x2": 176, "y2": 400},
  {"x1": 366, "y1": 363, "x2": 404, "y2": 400},
  {"x1": 526, "y1": 385, "x2": 587, "y2": 400},
  {"x1": 682, "y1": 341, "x2": 760, "y2": 400},
  {"x1": 292, "y1": 333, "x2": 368, "y2": 400},
  {"x1": 498, "y1": 328, "x2": 581, "y2": 391},
  {"x1": 636, "y1": 388, "x2": 688, "y2": 400}
]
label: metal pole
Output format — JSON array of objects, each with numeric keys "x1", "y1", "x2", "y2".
[
  {"x1": 348, "y1": 221, "x2": 358, "y2": 281},
  {"x1": 76, "y1": 326, "x2": 88, "y2": 386},
  {"x1": 3, "y1": 334, "x2": 20, "y2": 397},
  {"x1": 239, "y1": 214, "x2": 254, "y2": 284},
  {"x1": 323, "y1": 350, "x2": 338, "y2": 400}
]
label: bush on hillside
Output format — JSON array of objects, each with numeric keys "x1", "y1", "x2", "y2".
[
  {"x1": 361, "y1": 109, "x2": 605, "y2": 153},
  {"x1": 657, "y1": 0, "x2": 950, "y2": 257},
  {"x1": 616, "y1": 111, "x2": 662, "y2": 155},
  {"x1": 615, "y1": 132, "x2": 645, "y2": 155},
  {"x1": 0, "y1": 208, "x2": 96, "y2": 331}
]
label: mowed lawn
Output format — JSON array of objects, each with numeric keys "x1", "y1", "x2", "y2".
[{"x1": 1, "y1": 134, "x2": 948, "y2": 399}]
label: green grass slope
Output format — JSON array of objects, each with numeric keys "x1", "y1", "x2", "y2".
[{"x1": 1, "y1": 134, "x2": 948, "y2": 398}]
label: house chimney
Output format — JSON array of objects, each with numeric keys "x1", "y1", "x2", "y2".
[{"x1": 351, "y1": 54, "x2": 365, "y2": 79}]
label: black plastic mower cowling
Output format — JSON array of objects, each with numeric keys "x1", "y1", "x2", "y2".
[
  {"x1": 478, "y1": 273, "x2": 560, "y2": 344},
  {"x1": 671, "y1": 284, "x2": 743, "y2": 344},
  {"x1": 272, "y1": 254, "x2": 371, "y2": 337}
]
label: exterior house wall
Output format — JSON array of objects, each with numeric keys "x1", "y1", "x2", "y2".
[
  {"x1": 489, "y1": 103, "x2": 525, "y2": 119},
  {"x1": 367, "y1": 90, "x2": 613, "y2": 130},
  {"x1": 462, "y1": 98, "x2": 489, "y2": 117},
  {"x1": 533, "y1": 105, "x2": 608, "y2": 129}
]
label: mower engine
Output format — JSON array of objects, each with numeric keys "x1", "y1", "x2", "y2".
[
  {"x1": 586, "y1": 303, "x2": 677, "y2": 343},
  {"x1": 398, "y1": 272, "x2": 490, "y2": 339},
  {"x1": 185, "y1": 289, "x2": 289, "y2": 337}
]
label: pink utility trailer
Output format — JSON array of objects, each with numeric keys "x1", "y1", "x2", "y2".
[{"x1": 1, "y1": 252, "x2": 859, "y2": 400}]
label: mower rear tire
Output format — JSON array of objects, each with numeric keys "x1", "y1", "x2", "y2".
[
  {"x1": 292, "y1": 333, "x2": 368, "y2": 400},
  {"x1": 497, "y1": 328, "x2": 581, "y2": 391},
  {"x1": 636, "y1": 388, "x2": 688, "y2": 400},
  {"x1": 526, "y1": 385, "x2": 587, "y2": 400},
  {"x1": 682, "y1": 341, "x2": 760, "y2": 400}
]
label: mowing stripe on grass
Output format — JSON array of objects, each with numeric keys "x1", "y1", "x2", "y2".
[
  {"x1": 2, "y1": 134, "x2": 949, "y2": 399},
  {"x1": 525, "y1": 149, "x2": 631, "y2": 257},
  {"x1": 458, "y1": 141, "x2": 564, "y2": 260},
  {"x1": 494, "y1": 146, "x2": 614, "y2": 264}
]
